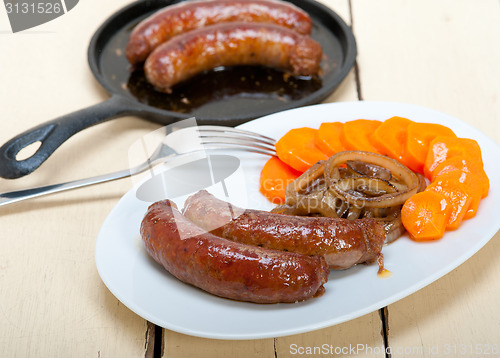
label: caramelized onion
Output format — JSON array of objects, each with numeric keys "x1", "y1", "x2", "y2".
[
  {"x1": 381, "y1": 214, "x2": 405, "y2": 244},
  {"x1": 325, "y1": 151, "x2": 419, "y2": 209},
  {"x1": 273, "y1": 150, "x2": 424, "y2": 244},
  {"x1": 284, "y1": 160, "x2": 325, "y2": 206},
  {"x1": 346, "y1": 160, "x2": 392, "y2": 180}
]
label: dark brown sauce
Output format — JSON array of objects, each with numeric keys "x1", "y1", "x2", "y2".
[{"x1": 127, "y1": 66, "x2": 322, "y2": 113}]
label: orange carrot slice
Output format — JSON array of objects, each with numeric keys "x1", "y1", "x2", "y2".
[
  {"x1": 275, "y1": 127, "x2": 328, "y2": 172},
  {"x1": 424, "y1": 136, "x2": 484, "y2": 179},
  {"x1": 371, "y1": 116, "x2": 414, "y2": 161},
  {"x1": 402, "y1": 123, "x2": 456, "y2": 173},
  {"x1": 259, "y1": 156, "x2": 302, "y2": 204},
  {"x1": 314, "y1": 122, "x2": 346, "y2": 156},
  {"x1": 425, "y1": 179, "x2": 472, "y2": 230},
  {"x1": 431, "y1": 156, "x2": 489, "y2": 199},
  {"x1": 401, "y1": 190, "x2": 451, "y2": 241},
  {"x1": 340, "y1": 119, "x2": 382, "y2": 153},
  {"x1": 432, "y1": 169, "x2": 483, "y2": 219}
]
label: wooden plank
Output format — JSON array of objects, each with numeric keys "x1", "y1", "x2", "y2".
[
  {"x1": 164, "y1": 332, "x2": 274, "y2": 358},
  {"x1": 0, "y1": 1, "x2": 151, "y2": 357},
  {"x1": 275, "y1": 314, "x2": 386, "y2": 358},
  {"x1": 351, "y1": 0, "x2": 500, "y2": 356}
]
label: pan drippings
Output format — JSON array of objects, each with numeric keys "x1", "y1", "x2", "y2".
[{"x1": 126, "y1": 66, "x2": 322, "y2": 114}]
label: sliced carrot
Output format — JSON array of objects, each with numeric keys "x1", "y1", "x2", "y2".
[
  {"x1": 402, "y1": 123, "x2": 456, "y2": 173},
  {"x1": 314, "y1": 122, "x2": 346, "y2": 156},
  {"x1": 432, "y1": 170, "x2": 483, "y2": 220},
  {"x1": 431, "y1": 155, "x2": 489, "y2": 199},
  {"x1": 259, "y1": 156, "x2": 302, "y2": 204},
  {"x1": 401, "y1": 190, "x2": 451, "y2": 241},
  {"x1": 370, "y1": 116, "x2": 414, "y2": 161},
  {"x1": 425, "y1": 178, "x2": 472, "y2": 230},
  {"x1": 275, "y1": 127, "x2": 328, "y2": 172},
  {"x1": 424, "y1": 136, "x2": 484, "y2": 179},
  {"x1": 340, "y1": 119, "x2": 382, "y2": 153}
]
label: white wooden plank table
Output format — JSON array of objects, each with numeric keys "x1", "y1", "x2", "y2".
[{"x1": 0, "y1": 0, "x2": 498, "y2": 357}]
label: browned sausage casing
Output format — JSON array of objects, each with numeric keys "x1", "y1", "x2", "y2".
[
  {"x1": 144, "y1": 22, "x2": 322, "y2": 92},
  {"x1": 126, "y1": 0, "x2": 313, "y2": 65},
  {"x1": 140, "y1": 199, "x2": 329, "y2": 303},
  {"x1": 183, "y1": 191, "x2": 386, "y2": 270}
]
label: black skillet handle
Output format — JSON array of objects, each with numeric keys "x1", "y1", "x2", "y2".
[{"x1": 0, "y1": 95, "x2": 137, "y2": 179}]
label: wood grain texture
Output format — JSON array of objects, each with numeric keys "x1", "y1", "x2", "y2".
[
  {"x1": 351, "y1": 0, "x2": 500, "y2": 137},
  {"x1": 275, "y1": 314, "x2": 386, "y2": 358},
  {"x1": 164, "y1": 331, "x2": 274, "y2": 358}
]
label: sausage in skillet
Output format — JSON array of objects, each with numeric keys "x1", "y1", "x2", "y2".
[
  {"x1": 126, "y1": 0, "x2": 313, "y2": 65},
  {"x1": 144, "y1": 22, "x2": 322, "y2": 92}
]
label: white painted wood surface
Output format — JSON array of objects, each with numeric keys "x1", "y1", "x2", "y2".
[{"x1": 0, "y1": 0, "x2": 498, "y2": 357}]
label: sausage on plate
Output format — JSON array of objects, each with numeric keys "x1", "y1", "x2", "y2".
[
  {"x1": 126, "y1": 0, "x2": 313, "y2": 65},
  {"x1": 183, "y1": 190, "x2": 386, "y2": 270},
  {"x1": 140, "y1": 199, "x2": 329, "y2": 303},
  {"x1": 144, "y1": 22, "x2": 322, "y2": 92}
]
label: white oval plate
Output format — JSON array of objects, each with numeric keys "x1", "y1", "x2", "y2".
[{"x1": 95, "y1": 101, "x2": 500, "y2": 340}]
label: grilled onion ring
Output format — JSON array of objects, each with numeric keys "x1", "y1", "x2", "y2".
[
  {"x1": 324, "y1": 151, "x2": 419, "y2": 209},
  {"x1": 279, "y1": 161, "x2": 340, "y2": 217}
]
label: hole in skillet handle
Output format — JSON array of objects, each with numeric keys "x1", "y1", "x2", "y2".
[
  {"x1": 0, "y1": 95, "x2": 137, "y2": 179},
  {"x1": 0, "y1": 124, "x2": 57, "y2": 179},
  {"x1": 15, "y1": 142, "x2": 43, "y2": 162}
]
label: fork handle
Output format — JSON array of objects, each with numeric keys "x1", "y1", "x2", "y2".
[
  {"x1": 0, "y1": 167, "x2": 135, "y2": 207},
  {"x1": 0, "y1": 145, "x2": 196, "y2": 207}
]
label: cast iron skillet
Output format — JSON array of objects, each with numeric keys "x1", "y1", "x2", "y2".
[{"x1": 0, "y1": 0, "x2": 356, "y2": 179}]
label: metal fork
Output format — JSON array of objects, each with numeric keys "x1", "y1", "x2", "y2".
[{"x1": 0, "y1": 125, "x2": 276, "y2": 207}]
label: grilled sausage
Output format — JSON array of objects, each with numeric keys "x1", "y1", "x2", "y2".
[
  {"x1": 183, "y1": 191, "x2": 386, "y2": 270},
  {"x1": 126, "y1": 0, "x2": 313, "y2": 65},
  {"x1": 144, "y1": 22, "x2": 322, "y2": 92},
  {"x1": 140, "y1": 199, "x2": 329, "y2": 303}
]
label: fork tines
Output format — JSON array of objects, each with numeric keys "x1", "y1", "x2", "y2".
[{"x1": 196, "y1": 126, "x2": 276, "y2": 157}]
